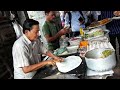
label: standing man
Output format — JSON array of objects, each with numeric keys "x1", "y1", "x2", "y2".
[
  {"x1": 64, "y1": 11, "x2": 87, "y2": 37},
  {"x1": 100, "y1": 11, "x2": 120, "y2": 65},
  {"x1": 42, "y1": 11, "x2": 70, "y2": 51},
  {"x1": 12, "y1": 19, "x2": 63, "y2": 79}
]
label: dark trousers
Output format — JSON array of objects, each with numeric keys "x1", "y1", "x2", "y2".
[
  {"x1": 109, "y1": 34, "x2": 120, "y2": 54},
  {"x1": 72, "y1": 31, "x2": 80, "y2": 37},
  {"x1": 109, "y1": 34, "x2": 120, "y2": 63}
]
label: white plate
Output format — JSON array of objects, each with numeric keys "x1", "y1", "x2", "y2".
[
  {"x1": 112, "y1": 16, "x2": 120, "y2": 20},
  {"x1": 56, "y1": 56, "x2": 82, "y2": 73}
]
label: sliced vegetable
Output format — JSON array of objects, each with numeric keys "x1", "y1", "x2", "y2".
[{"x1": 100, "y1": 50, "x2": 113, "y2": 58}]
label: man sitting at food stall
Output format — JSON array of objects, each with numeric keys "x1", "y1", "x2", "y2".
[
  {"x1": 12, "y1": 19, "x2": 63, "y2": 79},
  {"x1": 42, "y1": 11, "x2": 70, "y2": 51}
]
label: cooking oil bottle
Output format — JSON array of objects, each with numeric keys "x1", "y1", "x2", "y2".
[{"x1": 80, "y1": 28, "x2": 84, "y2": 36}]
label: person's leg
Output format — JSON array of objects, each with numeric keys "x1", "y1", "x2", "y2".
[
  {"x1": 116, "y1": 33, "x2": 120, "y2": 65},
  {"x1": 116, "y1": 33, "x2": 120, "y2": 55},
  {"x1": 109, "y1": 34, "x2": 116, "y2": 51},
  {"x1": 109, "y1": 34, "x2": 118, "y2": 65},
  {"x1": 72, "y1": 32, "x2": 75, "y2": 37},
  {"x1": 75, "y1": 31, "x2": 80, "y2": 37},
  {"x1": 73, "y1": 31, "x2": 80, "y2": 37},
  {"x1": 70, "y1": 31, "x2": 74, "y2": 38}
]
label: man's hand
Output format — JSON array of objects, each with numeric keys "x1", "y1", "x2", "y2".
[
  {"x1": 46, "y1": 58, "x2": 64, "y2": 66},
  {"x1": 46, "y1": 60, "x2": 56, "y2": 66},
  {"x1": 114, "y1": 11, "x2": 120, "y2": 16},
  {"x1": 53, "y1": 56, "x2": 64, "y2": 62},
  {"x1": 59, "y1": 28, "x2": 70, "y2": 35},
  {"x1": 62, "y1": 21, "x2": 65, "y2": 27},
  {"x1": 46, "y1": 51, "x2": 64, "y2": 62}
]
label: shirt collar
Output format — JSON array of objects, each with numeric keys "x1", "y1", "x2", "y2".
[{"x1": 23, "y1": 34, "x2": 32, "y2": 45}]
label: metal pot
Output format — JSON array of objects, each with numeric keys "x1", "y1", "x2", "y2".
[{"x1": 85, "y1": 48, "x2": 116, "y2": 71}]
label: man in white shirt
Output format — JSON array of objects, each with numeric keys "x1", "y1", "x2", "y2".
[
  {"x1": 12, "y1": 19, "x2": 63, "y2": 79},
  {"x1": 64, "y1": 11, "x2": 87, "y2": 37}
]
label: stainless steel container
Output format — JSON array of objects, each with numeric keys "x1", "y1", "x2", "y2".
[{"x1": 85, "y1": 48, "x2": 116, "y2": 71}]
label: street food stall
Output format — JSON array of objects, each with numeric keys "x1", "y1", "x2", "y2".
[
  {"x1": 1, "y1": 11, "x2": 120, "y2": 79},
  {"x1": 32, "y1": 17, "x2": 120, "y2": 79}
]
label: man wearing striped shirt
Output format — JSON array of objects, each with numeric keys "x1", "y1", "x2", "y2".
[{"x1": 100, "y1": 11, "x2": 120, "y2": 64}]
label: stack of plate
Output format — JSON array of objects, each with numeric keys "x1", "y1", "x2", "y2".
[{"x1": 87, "y1": 41, "x2": 114, "y2": 52}]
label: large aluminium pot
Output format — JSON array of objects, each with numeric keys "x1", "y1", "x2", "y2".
[{"x1": 85, "y1": 48, "x2": 116, "y2": 71}]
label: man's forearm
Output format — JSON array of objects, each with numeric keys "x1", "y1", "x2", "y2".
[
  {"x1": 45, "y1": 51, "x2": 57, "y2": 59},
  {"x1": 46, "y1": 32, "x2": 61, "y2": 42},
  {"x1": 22, "y1": 61, "x2": 48, "y2": 73}
]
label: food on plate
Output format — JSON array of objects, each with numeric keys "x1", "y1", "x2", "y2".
[
  {"x1": 99, "y1": 18, "x2": 111, "y2": 25},
  {"x1": 88, "y1": 18, "x2": 111, "y2": 28},
  {"x1": 84, "y1": 29, "x2": 104, "y2": 39},
  {"x1": 89, "y1": 21, "x2": 100, "y2": 27},
  {"x1": 79, "y1": 40, "x2": 88, "y2": 48},
  {"x1": 93, "y1": 30, "x2": 104, "y2": 36},
  {"x1": 100, "y1": 50, "x2": 113, "y2": 58}
]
